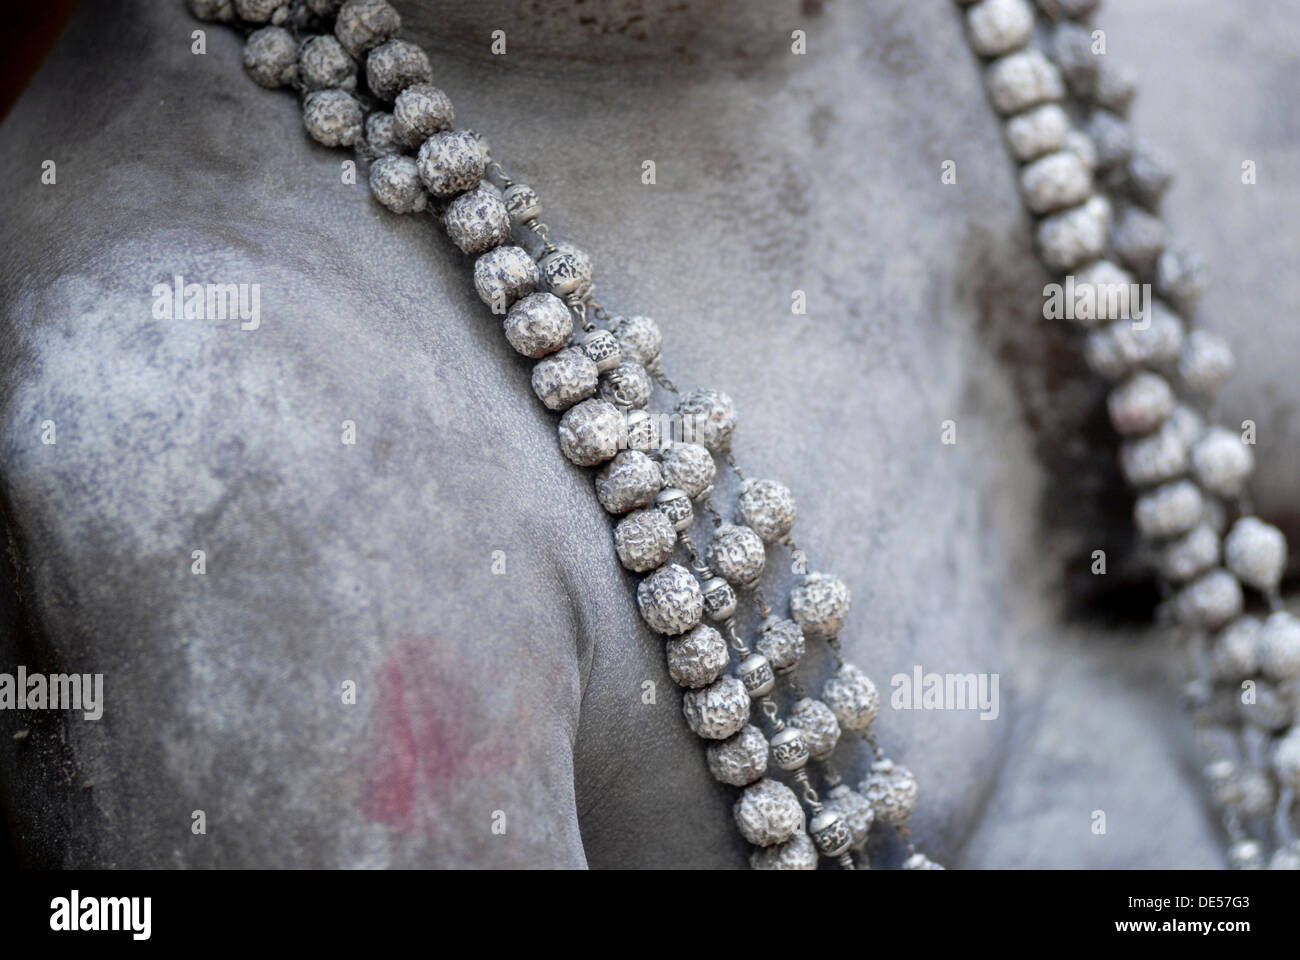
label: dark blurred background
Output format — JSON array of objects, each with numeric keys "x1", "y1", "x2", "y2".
[{"x1": 0, "y1": 1, "x2": 79, "y2": 122}]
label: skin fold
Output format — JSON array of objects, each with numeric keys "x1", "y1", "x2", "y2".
[{"x1": 0, "y1": 0, "x2": 1295, "y2": 868}]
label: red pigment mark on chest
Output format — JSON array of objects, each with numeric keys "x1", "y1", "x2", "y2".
[{"x1": 359, "y1": 637, "x2": 520, "y2": 832}]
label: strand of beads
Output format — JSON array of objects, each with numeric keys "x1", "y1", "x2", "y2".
[
  {"x1": 772, "y1": 526, "x2": 942, "y2": 870},
  {"x1": 956, "y1": 0, "x2": 1300, "y2": 868},
  {"x1": 648, "y1": 377, "x2": 945, "y2": 867},
  {"x1": 690, "y1": 501, "x2": 860, "y2": 870}
]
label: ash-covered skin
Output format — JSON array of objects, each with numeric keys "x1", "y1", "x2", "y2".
[{"x1": 3, "y1": 0, "x2": 1295, "y2": 869}]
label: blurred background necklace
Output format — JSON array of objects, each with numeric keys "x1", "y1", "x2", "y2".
[
  {"x1": 193, "y1": 0, "x2": 1300, "y2": 869},
  {"x1": 958, "y1": 0, "x2": 1300, "y2": 870}
]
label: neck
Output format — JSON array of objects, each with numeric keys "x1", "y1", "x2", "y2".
[{"x1": 399, "y1": 0, "x2": 834, "y2": 67}]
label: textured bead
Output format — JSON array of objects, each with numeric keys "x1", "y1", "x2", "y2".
[
  {"x1": 903, "y1": 853, "x2": 945, "y2": 870},
  {"x1": 1085, "y1": 109, "x2": 1134, "y2": 172},
  {"x1": 749, "y1": 831, "x2": 818, "y2": 871},
  {"x1": 1085, "y1": 306, "x2": 1186, "y2": 380},
  {"x1": 609, "y1": 315, "x2": 663, "y2": 370},
  {"x1": 1206, "y1": 760, "x2": 1269, "y2": 815},
  {"x1": 1062, "y1": 128, "x2": 1098, "y2": 171},
  {"x1": 1119, "y1": 418, "x2": 1188, "y2": 487},
  {"x1": 1157, "y1": 523, "x2": 1219, "y2": 584},
  {"x1": 1127, "y1": 143, "x2": 1174, "y2": 208},
  {"x1": 1210, "y1": 616, "x2": 1260, "y2": 682},
  {"x1": 557, "y1": 243, "x2": 595, "y2": 298},
  {"x1": 1037, "y1": 194, "x2": 1110, "y2": 272},
  {"x1": 613, "y1": 507, "x2": 676, "y2": 573},
  {"x1": 735, "y1": 653, "x2": 777, "y2": 699},
  {"x1": 1270, "y1": 840, "x2": 1300, "y2": 871},
  {"x1": 1080, "y1": 328, "x2": 1129, "y2": 381},
  {"x1": 538, "y1": 249, "x2": 591, "y2": 299},
  {"x1": 557, "y1": 398, "x2": 624, "y2": 467},
  {"x1": 809, "y1": 808, "x2": 854, "y2": 858},
  {"x1": 1133, "y1": 480, "x2": 1203, "y2": 540},
  {"x1": 1227, "y1": 840, "x2": 1265, "y2": 871},
  {"x1": 1178, "y1": 330, "x2": 1234, "y2": 397},
  {"x1": 706, "y1": 724, "x2": 768, "y2": 786},
  {"x1": 1108, "y1": 371, "x2": 1174, "y2": 437},
  {"x1": 473, "y1": 244, "x2": 538, "y2": 309},
  {"x1": 1094, "y1": 60, "x2": 1138, "y2": 116},
  {"x1": 966, "y1": 0, "x2": 1033, "y2": 58},
  {"x1": 986, "y1": 49, "x2": 1065, "y2": 115},
  {"x1": 444, "y1": 183, "x2": 511, "y2": 254},
  {"x1": 822, "y1": 785, "x2": 874, "y2": 850},
  {"x1": 658, "y1": 442, "x2": 716, "y2": 500},
  {"x1": 822, "y1": 662, "x2": 880, "y2": 732},
  {"x1": 736, "y1": 479, "x2": 796, "y2": 544},
  {"x1": 297, "y1": 34, "x2": 355, "y2": 93},
  {"x1": 365, "y1": 39, "x2": 432, "y2": 100},
  {"x1": 502, "y1": 183, "x2": 542, "y2": 225},
  {"x1": 757, "y1": 616, "x2": 805, "y2": 673},
  {"x1": 188, "y1": 0, "x2": 235, "y2": 22},
  {"x1": 700, "y1": 576, "x2": 738, "y2": 622},
  {"x1": 787, "y1": 698, "x2": 841, "y2": 759},
  {"x1": 363, "y1": 111, "x2": 401, "y2": 157},
  {"x1": 1049, "y1": 21, "x2": 1098, "y2": 95},
  {"x1": 625, "y1": 409, "x2": 661, "y2": 454},
  {"x1": 768, "y1": 726, "x2": 811, "y2": 772},
  {"x1": 1113, "y1": 207, "x2": 1167, "y2": 277},
  {"x1": 595, "y1": 450, "x2": 661, "y2": 514},
  {"x1": 1067, "y1": 259, "x2": 1138, "y2": 327},
  {"x1": 1021, "y1": 150, "x2": 1092, "y2": 214},
  {"x1": 665, "y1": 623, "x2": 729, "y2": 689},
  {"x1": 1272, "y1": 731, "x2": 1300, "y2": 793},
  {"x1": 1168, "y1": 404, "x2": 1205, "y2": 448},
  {"x1": 1004, "y1": 103, "x2": 1070, "y2": 162},
  {"x1": 860, "y1": 759, "x2": 919, "y2": 827},
  {"x1": 234, "y1": 0, "x2": 282, "y2": 23},
  {"x1": 675, "y1": 388, "x2": 737, "y2": 452},
  {"x1": 637, "y1": 562, "x2": 704, "y2": 636},
  {"x1": 1235, "y1": 768, "x2": 1275, "y2": 818},
  {"x1": 597, "y1": 360, "x2": 652, "y2": 409},
  {"x1": 418, "y1": 130, "x2": 486, "y2": 197},
  {"x1": 1173, "y1": 569, "x2": 1243, "y2": 631},
  {"x1": 1224, "y1": 517, "x2": 1287, "y2": 592},
  {"x1": 531, "y1": 346, "x2": 598, "y2": 412},
  {"x1": 334, "y1": 0, "x2": 400, "y2": 59},
  {"x1": 791, "y1": 572, "x2": 851, "y2": 639},
  {"x1": 706, "y1": 523, "x2": 766, "y2": 586},
  {"x1": 302, "y1": 88, "x2": 364, "y2": 147},
  {"x1": 391, "y1": 82, "x2": 454, "y2": 148},
  {"x1": 367, "y1": 154, "x2": 427, "y2": 214},
  {"x1": 1190, "y1": 427, "x2": 1254, "y2": 498},
  {"x1": 583, "y1": 331, "x2": 622, "y2": 373},
  {"x1": 1238, "y1": 680, "x2": 1293, "y2": 732},
  {"x1": 1258, "y1": 611, "x2": 1300, "y2": 682},
  {"x1": 683, "y1": 675, "x2": 751, "y2": 740},
  {"x1": 1156, "y1": 246, "x2": 1208, "y2": 310},
  {"x1": 654, "y1": 487, "x2": 694, "y2": 532},
  {"x1": 579, "y1": 329, "x2": 621, "y2": 375},
  {"x1": 734, "y1": 778, "x2": 804, "y2": 847},
  {"x1": 503, "y1": 292, "x2": 571, "y2": 358},
  {"x1": 243, "y1": 26, "x2": 298, "y2": 88}
]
